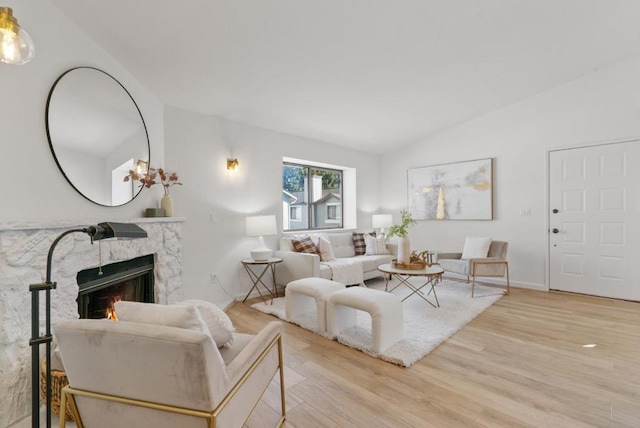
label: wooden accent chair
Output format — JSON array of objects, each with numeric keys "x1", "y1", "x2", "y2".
[
  {"x1": 436, "y1": 240, "x2": 510, "y2": 297},
  {"x1": 54, "y1": 306, "x2": 285, "y2": 428}
]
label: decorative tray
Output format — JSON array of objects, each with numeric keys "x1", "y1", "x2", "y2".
[{"x1": 391, "y1": 260, "x2": 428, "y2": 270}]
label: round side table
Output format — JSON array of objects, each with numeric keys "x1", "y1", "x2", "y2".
[{"x1": 241, "y1": 257, "x2": 283, "y2": 304}]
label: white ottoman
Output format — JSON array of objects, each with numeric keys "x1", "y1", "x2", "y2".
[
  {"x1": 327, "y1": 288, "x2": 403, "y2": 353},
  {"x1": 285, "y1": 278, "x2": 346, "y2": 333}
]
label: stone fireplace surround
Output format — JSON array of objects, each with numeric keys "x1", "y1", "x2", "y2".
[{"x1": 0, "y1": 217, "x2": 185, "y2": 428}]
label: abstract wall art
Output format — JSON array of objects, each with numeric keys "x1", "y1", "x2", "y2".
[{"x1": 408, "y1": 158, "x2": 493, "y2": 220}]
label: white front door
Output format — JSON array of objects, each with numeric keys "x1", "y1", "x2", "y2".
[{"x1": 549, "y1": 140, "x2": 640, "y2": 300}]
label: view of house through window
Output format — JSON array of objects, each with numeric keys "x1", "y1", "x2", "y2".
[{"x1": 283, "y1": 162, "x2": 343, "y2": 231}]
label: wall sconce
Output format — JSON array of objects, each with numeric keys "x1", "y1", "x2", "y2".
[
  {"x1": 227, "y1": 158, "x2": 239, "y2": 172},
  {"x1": 0, "y1": 7, "x2": 35, "y2": 65}
]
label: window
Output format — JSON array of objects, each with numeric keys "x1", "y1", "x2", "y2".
[
  {"x1": 282, "y1": 161, "x2": 343, "y2": 231},
  {"x1": 290, "y1": 206, "x2": 301, "y2": 220},
  {"x1": 327, "y1": 205, "x2": 338, "y2": 220}
]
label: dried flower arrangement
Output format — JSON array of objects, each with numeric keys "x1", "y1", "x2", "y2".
[
  {"x1": 124, "y1": 166, "x2": 182, "y2": 195},
  {"x1": 392, "y1": 250, "x2": 432, "y2": 270},
  {"x1": 410, "y1": 250, "x2": 429, "y2": 264}
]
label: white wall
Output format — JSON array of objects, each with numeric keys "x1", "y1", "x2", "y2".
[
  {"x1": 380, "y1": 54, "x2": 640, "y2": 289},
  {"x1": 0, "y1": 4, "x2": 164, "y2": 425},
  {"x1": 164, "y1": 107, "x2": 382, "y2": 305},
  {"x1": 0, "y1": 0, "x2": 164, "y2": 223}
]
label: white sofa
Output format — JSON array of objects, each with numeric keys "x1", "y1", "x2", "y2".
[{"x1": 274, "y1": 232, "x2": 396, "y2": 287}]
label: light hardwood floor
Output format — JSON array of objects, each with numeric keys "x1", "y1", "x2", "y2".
[{"x1": 233, "y1": 284, "x2": 640, "y2": 428}]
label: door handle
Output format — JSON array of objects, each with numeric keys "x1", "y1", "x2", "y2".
[
  {"x1": 552, "y1": 228, "x2": 559, "y2": 234},
  {"x1": 552, "y1": 209, "x2": 559, "y2": 214}
]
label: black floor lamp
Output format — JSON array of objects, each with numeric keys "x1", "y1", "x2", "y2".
[{"x1": 30, "y1": 222, "x2": 148, "y2": 428}]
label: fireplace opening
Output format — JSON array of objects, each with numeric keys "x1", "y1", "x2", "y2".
[{"x1": 76, "y1": 254, "x2": 154, "y2": 319}]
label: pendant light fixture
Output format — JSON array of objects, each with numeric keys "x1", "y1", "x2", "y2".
[{"x1": 0, "y1": 7, "x2": 34, "y2": 65}]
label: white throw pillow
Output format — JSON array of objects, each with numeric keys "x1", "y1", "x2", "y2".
[
  {"x1": 461, "y1": 236, "x2": 492, "y2": 259},
  {"x1": 114, "y1": 301, "x2": 209, "y2": 334},
  {"x1": 317, "y1": 236, "x2": 336, "y2": 261},
  {"x1": 279, "y1": 236, "x2": 295, "y2": 252},
  {"x1": 364, "y1": 233, "x2": 388, "y2": 255},
  {"x1": 178, "y1": 299, "x2": 235, "y2": 348}
]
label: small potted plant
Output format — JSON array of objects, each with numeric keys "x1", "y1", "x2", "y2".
[{"x1": 386, "y1": 210, "x2": 416, "y2": 264}]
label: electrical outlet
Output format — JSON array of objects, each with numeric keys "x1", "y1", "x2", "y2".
[
  {"x1": 209, "y1": 212, "x2": 218, "y2": 223},
  {"x1": 210, "y1": 273, "x2": 218, "y2": 284}
]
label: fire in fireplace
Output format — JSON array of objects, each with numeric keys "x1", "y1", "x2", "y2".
[{"x1": 76, "y1": 254, "x2": 154, "y2": 319}]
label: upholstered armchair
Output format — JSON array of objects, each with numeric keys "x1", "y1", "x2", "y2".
[
  {"x1": 436, "y1": 240, "x2": 510, "y2": 297},
  {"x1": 54, "y1": 302, "x2": 285, "y2": 428}
]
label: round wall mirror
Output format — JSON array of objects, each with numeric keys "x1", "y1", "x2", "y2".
[{"x1": 46, "y1": 67, "x2": 150, "y2": 207}]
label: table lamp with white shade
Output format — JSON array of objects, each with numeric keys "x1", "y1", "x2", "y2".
[
  {"x1": 372, "y1": 214, "x2": 393, "y2": 238},
  {"x1": 246, "y1": 214, "x2": 277, "y2": 260}
]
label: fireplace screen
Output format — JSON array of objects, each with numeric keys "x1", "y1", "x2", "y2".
[{"x1": 76, "y1": 254, "x2": 154, "y2": 319}]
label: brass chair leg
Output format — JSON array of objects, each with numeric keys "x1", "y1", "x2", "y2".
[
  {"x1": 278, "y1": 336, "x2": 287, "y2": 425},
  {"x1": 61, "y1": 387, "x2": 83, "y2": 428},
  {"x1": 471, "y1": 262, "x2": 476, "y2": 297},
  {"x1": 60, "y1": 389, "x2": 67, "y2": 428},
  {"x1": 504, "y1": 262, "x2": 510, "y2": 295},
  {"x1": 470, "y1": 260, "x2": 511, "y2": 297}
]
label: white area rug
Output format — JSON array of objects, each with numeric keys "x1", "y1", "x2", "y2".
[{"x1": 251, "y1": 278, "x2": 504, "y2": 367}]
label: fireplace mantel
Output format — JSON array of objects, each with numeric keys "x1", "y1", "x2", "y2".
[
  {"x1": 0, "y1": 217, "x2": 185, "y2": 428},
  {"x1": 0, "y1": 216, "x2": 186, "y2": 232}
]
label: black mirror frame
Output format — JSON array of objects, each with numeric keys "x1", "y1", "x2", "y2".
[{"x1": 45, "y1": 66, "x2": 151, "y2": 207}]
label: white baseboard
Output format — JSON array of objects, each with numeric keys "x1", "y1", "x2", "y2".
[
  {"x1": 234, "y1": 284, "x2": 285, "y2": 303},
  {"x1": 220, "y1": 299, "x2": 235, "y2": 311},
  {"x1": 442, "y1": 273, "x2": 548, "y2": 292}
]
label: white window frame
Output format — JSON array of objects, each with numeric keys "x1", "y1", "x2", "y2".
[{"x1": 283, "y1": 157, "x2": 356, "y2": 231}]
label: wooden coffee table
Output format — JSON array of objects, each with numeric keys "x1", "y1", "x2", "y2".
[{"x1": 377, "y1": 263, "x2": 444, "y2": 308}]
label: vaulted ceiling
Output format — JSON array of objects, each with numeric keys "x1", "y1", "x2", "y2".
[{"x1": 51, "y1": 0, "x2": 640, "y2": 153}]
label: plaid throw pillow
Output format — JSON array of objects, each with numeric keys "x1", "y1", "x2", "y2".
[
  {"x1": 292, "y1": 235, "x2": 318, "y2": 254},
  {"x1": 352, "y1": 231, "x2": 376, "y2": 255}
]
